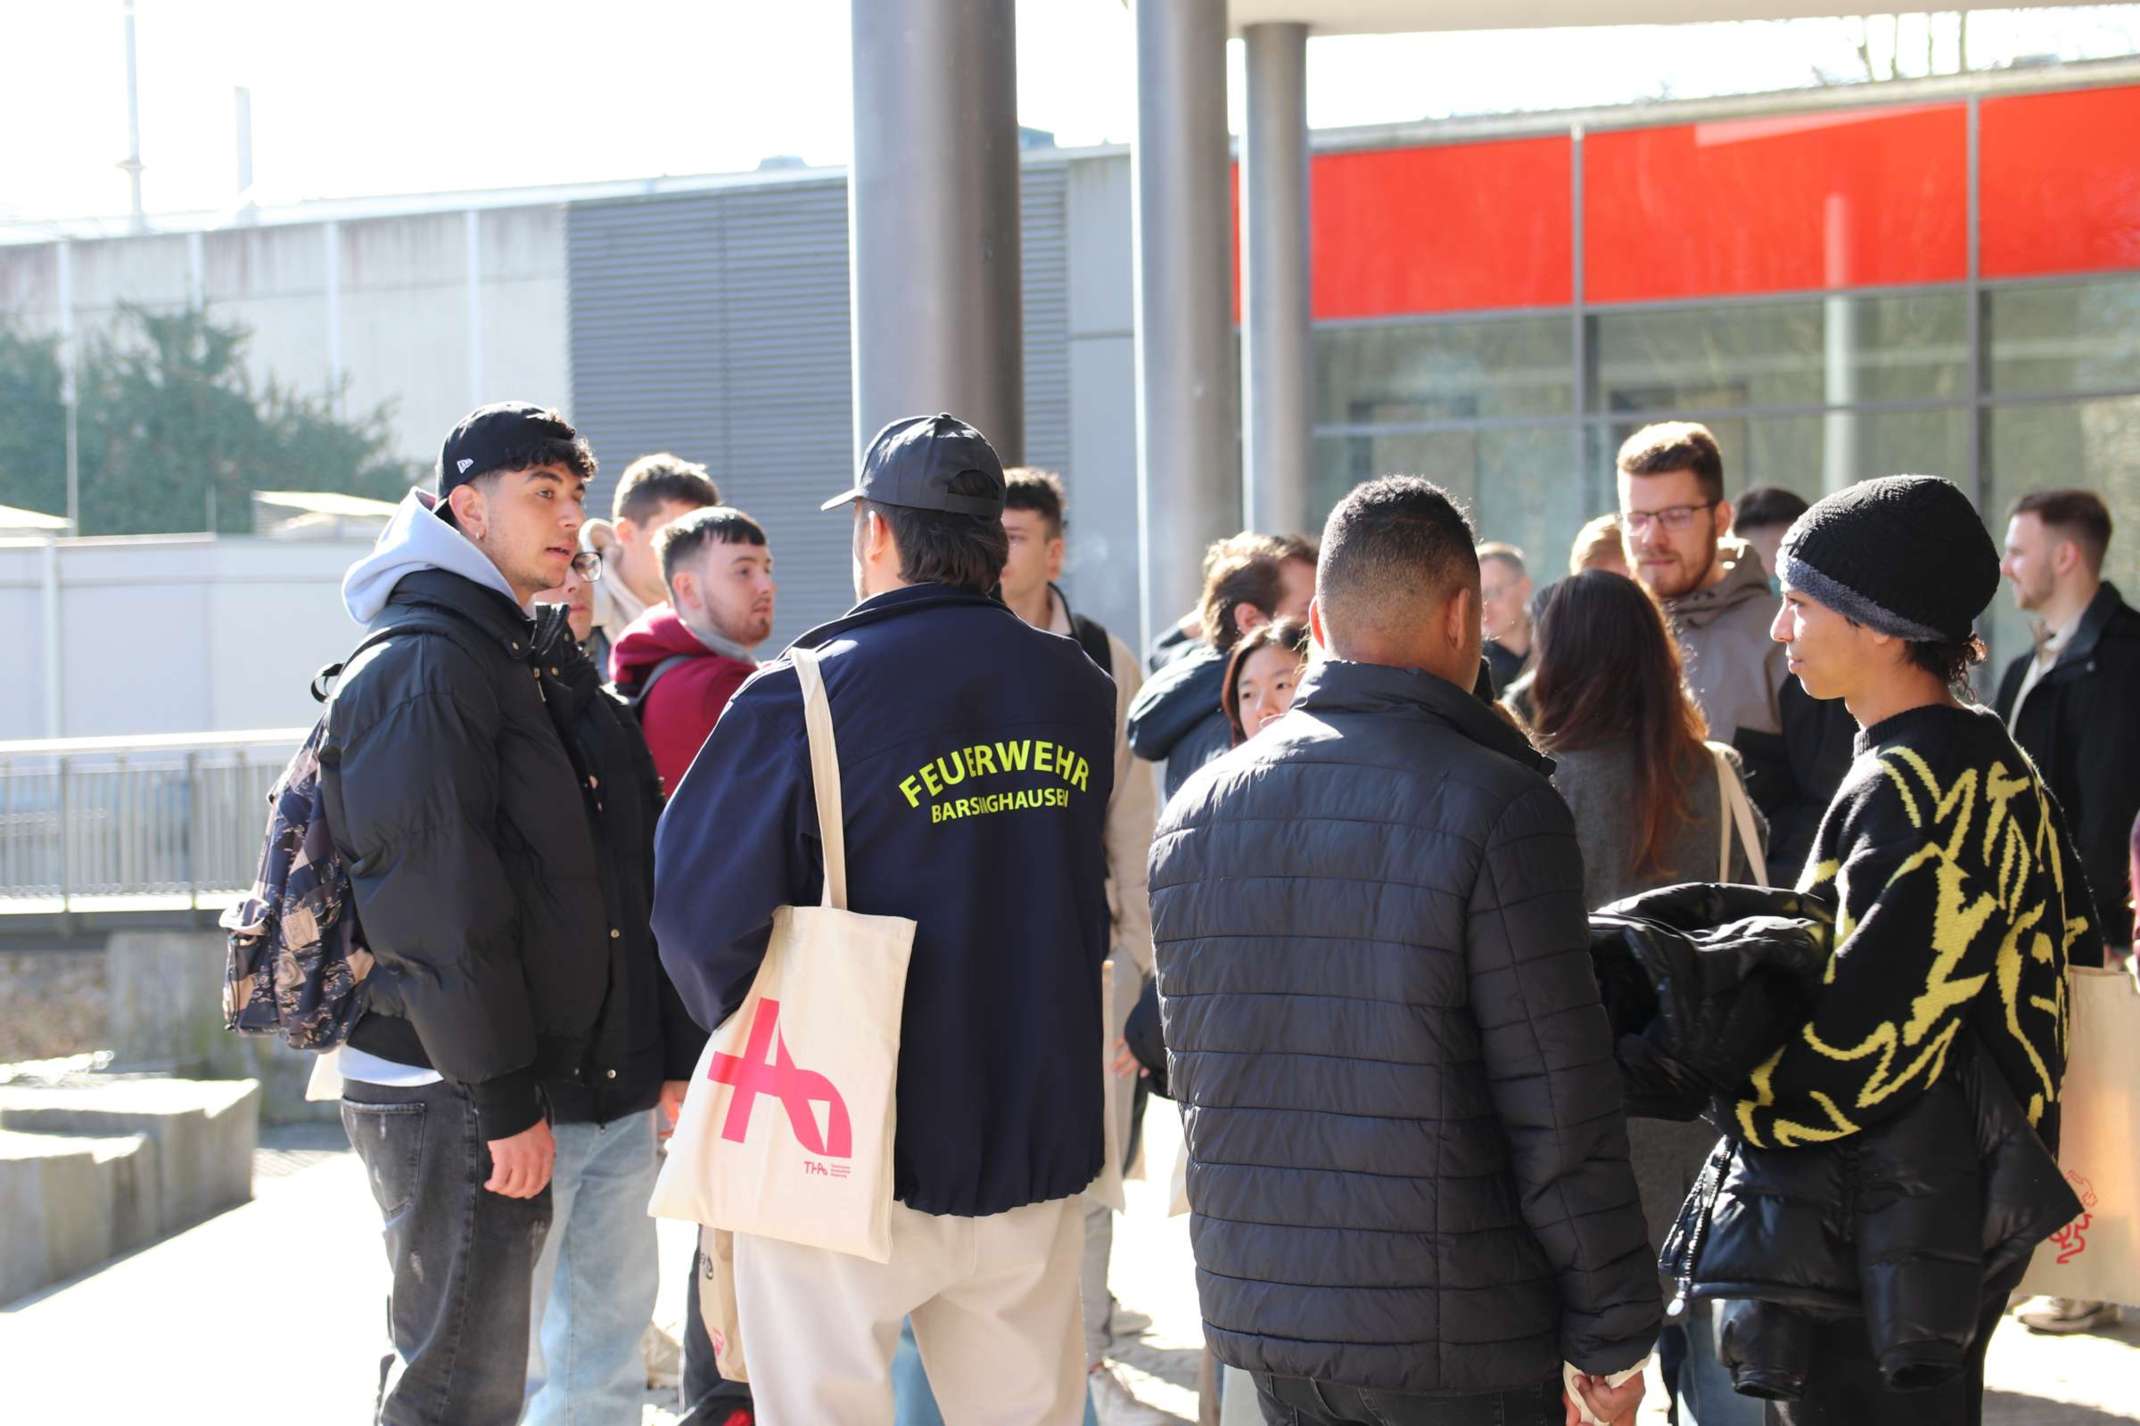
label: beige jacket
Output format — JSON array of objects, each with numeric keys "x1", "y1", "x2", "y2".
[{"x1": 1049, "y1": 590, "x2": 1157, "y2": 977}]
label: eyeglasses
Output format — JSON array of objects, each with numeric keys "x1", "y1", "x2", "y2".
[
  {"x1": 1622, "y1": 501, "x2": 1719, "y2": 535},
  {"x1": 567, "y1": 550, "x2": 604, "y2": 581}
]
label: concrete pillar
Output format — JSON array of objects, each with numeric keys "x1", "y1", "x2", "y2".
[
  {"x1": 1133, "y1": 0, "x2": 1236, "y2": 648},
  {"x1": 848, "y1": 0, "x2": 1024, "y2": 464},
  {"x1": 1241, "y1": 22, "x2": 1313, "y2": 538}
]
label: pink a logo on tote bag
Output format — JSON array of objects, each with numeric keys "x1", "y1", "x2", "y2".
[{"x1": 707, "y1": 997, "x2": 854, "y2": 1159}]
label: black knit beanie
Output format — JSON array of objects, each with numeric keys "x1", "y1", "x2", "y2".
[{"x1": 1776, "y1": 475, "x2": 2000, "y2": 642}]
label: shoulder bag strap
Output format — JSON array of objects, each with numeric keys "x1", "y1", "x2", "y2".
[
  {"x1": 791, "y1": 646, "x2": 848, "y2": 911},
  {"x1": 1709, "y1": 741, "x2": 1771, "y2": 888}
]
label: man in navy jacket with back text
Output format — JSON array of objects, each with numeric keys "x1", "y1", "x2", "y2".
[{"x1": 653, "y1": 414, "x2": 1117, "y2": 1426}]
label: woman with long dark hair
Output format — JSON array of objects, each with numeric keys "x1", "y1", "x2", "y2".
[
  {"x1": 1516, "y1": 568, "x2": 1768, "y2": 1426},
  {"x1": 1522, "y1": 570, "x2": 1765, "y2": 906}
]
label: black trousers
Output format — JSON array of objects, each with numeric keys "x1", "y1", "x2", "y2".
[
  {"x1": 1253, "y1": 1372, "x2": 1565, "y2": 1426},
  {"x1": 343, "y1": 1078, "x2": 551, "y2": 1426}
]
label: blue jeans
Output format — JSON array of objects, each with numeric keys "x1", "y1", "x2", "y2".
[
  {"x1": 892, "y1": 1318, "x2": 1098, "y2": 1426},
  {"x1": 1678, "y1": 1299, "x2": 1766, "y2": 1426},
  {"x1": 525, "y1": 1111, "x2": 661, "y2": 1426},
  {"x1": 343, "y1": 1078, "x2": 551, "y2": 1426}
]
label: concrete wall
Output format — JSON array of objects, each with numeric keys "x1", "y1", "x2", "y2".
[
  {"x1": 0, "y1": 534, "x2": 369, "y2": 740},
  {"x1": 0, "y1": 205, "x2": 570, "y2": 471}
]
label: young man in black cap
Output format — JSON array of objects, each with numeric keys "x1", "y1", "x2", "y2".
[
  {"x1": 330, "y1": 401, "x2": 609, "y2": 1426},
  {"x1": 653, "y1": 414, "x2": 1118, "y2": 1425},
  {"x1": 1740, "y1": 474, "x2": 2099, "y2": 1418}
]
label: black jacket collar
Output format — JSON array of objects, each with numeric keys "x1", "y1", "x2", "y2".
[
  {"x1": 1291, "y1": 657, "x2": 1551, "y2": 775},
  {"x1": 385, "y1": 567, "x2": 545, "y2": 657},
  {"x1": 787, "y1": 582, "x2": 1012, "y2": 652},
  {"x1": 2054, "y1": 581, "x2": 2132, "y2": 670}
]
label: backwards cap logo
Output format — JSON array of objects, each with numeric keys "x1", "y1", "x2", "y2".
[
  {"x1": 707, "y1": 998, "x2": 852, "y2": 1158},
  {"x1": 456, "y1": 458, "x2": 474, "y2": 474}
]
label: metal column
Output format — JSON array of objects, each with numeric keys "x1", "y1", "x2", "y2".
[
  {"x1": 1241, "y1": 21, "x2": 1312, "y2": 537},
  {"x1": 1133, "y1": 0, "x2": 1235, "y2": 649},
  {"x1": 848, "y1": 0, "x2": 1024, "y2": 464}
]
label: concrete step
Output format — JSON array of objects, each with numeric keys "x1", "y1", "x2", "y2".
[
  {"x1": 0, "y1": 1128, "x2": 154, "y2": 1303},
  {"x1": 0, "y1": 1076, "x2": 259, "y2": 1302}
]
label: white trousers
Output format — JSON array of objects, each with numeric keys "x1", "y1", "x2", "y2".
[{"x1": 732, "y1": 1194, "x2": 1086, "y2": 1426}]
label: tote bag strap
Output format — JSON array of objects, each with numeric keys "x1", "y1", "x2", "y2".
[
  {"x1": 1708, "y1": 741, "x2": 1770, "y2": 888},
  {"x1": 791, "y1": 646, "x2": 849, "y2": 911}
]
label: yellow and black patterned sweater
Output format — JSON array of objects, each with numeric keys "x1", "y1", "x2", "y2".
[{"x1": 1732, "y1": 703, "x2": 2096, "y2": 1151}]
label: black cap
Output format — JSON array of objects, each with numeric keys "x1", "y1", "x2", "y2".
[
  {"x1": 820, "y1": 413, "x2": 1006, "y2": 517},
  {"x1": 436, "y1": 401, "x2": 579, "y2": 500}
]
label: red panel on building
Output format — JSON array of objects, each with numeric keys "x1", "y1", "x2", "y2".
[
  {"x1": 1584, "y1": 103, "x2": 1967, "y2": 302},
  {"x1": 1306, "y1": 139, "x2": 1574, "y2": 317},
  {"x1": 1981, "y1": 85, "x2": 2140, "y2": 278}
]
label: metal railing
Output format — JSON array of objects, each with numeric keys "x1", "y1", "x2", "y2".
[{"x1": 0, "y1": 729, "x2": 306, "y2": 916}]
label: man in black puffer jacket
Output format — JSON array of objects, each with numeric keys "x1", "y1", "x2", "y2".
[
  {"x1": 327, "y1": 403, "x2": 609, "y2": 1426},
  {"x1": 1150, "y1": 477, "x2": 1661, "y2": 1426}
]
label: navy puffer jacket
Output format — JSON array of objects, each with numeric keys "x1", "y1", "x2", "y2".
[{"x1": 1148, "y1": 658, "x2": 1661, "y2": 1395}]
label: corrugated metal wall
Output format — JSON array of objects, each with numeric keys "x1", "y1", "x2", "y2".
[{"x1": 568, "y1": 166, "x2": 1073, "y2": 653}]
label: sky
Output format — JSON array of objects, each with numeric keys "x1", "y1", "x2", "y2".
[{"x1": 3, "y1": 2, "x2": 2140, "y2": 229}]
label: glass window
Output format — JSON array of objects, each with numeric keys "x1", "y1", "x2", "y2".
[
  {"x1": 1585, "y1": 104, "x2": 1967, "y2": 302},
  {"x1": 1986, "y1": 278, "x2": 2140, "y2": 395},
  {"x1": 1983, "y1": 395, "x2": 2140, "y2": 674},
  {"x1": 1313, "y1": 426, "x2": 1592, "y2": 582},
  {"x1": 1591, "y1": 293, "x2": 1967, "y2": 416},
  {"x1": 1590, "y1": 403, "x2": 1973, "y2": 546},
  {"x1": 1314, "y1": 316, "x2": 1574, "y2": 426}
]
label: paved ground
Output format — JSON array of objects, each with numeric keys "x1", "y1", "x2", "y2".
[{"x1": 2, "y1": 1110, "x2": 2133, "y2": 1424}]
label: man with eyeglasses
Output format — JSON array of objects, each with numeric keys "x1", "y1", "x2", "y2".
[{"x1": 1617, "y1": 422, "x2": 1853, "y2": 880}]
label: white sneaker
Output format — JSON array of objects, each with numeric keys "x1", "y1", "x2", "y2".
[{"x1": 2017, "y1": 1298, "x2": 2121, "y2": 1334}]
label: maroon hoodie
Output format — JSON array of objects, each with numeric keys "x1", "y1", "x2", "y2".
[{"x1": 610, "y1": 606, "x2": 756, "y2": 796}]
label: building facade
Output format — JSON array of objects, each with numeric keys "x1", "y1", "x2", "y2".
[{"x1": 2, "y1": 62, "x2": 2136, "y2": 712}]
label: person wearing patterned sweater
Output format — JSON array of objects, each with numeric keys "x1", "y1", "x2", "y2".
[
  {"x1": 1743, "y1": 476, "x2": 2096, "y2": 1156},
  {"x1": 1723, "y1": 474, "x2": 2097, "y2": 1423}
]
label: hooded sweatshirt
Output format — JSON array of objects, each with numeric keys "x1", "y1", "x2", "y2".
[
  {"x1": 611, "y1": 605, "x2": 758, "y2": 795},
  {"x1": 1125, "y1": 643, "x2": 1230, "y2": 805},
  {"x1": 1659, "y1": 537, "x2": 1785, "y2": 746},
  {"x1": 342, "y1": 487, "x2": 526, "y2": 624}
]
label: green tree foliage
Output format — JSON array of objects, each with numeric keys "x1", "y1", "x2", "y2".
[{"x1": 0, "y1": 304, "x2": 413, "y2": 534}]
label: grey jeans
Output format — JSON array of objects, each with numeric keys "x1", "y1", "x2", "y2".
[{"x1": 343, "y1": 1078, "x2": 551, "y2": 1426}]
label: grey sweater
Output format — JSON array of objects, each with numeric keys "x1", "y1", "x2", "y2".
[{"x1": 1552, "y1": 737, "x2": 1768, "y2": 1277}]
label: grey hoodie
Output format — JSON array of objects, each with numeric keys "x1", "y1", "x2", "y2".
[
  {"x1": 1659, "y1": 537, "x2": 1785, "y2": 743},
  {"x1": 343, "y1": 488, "x2": 526, "y2": 626}
]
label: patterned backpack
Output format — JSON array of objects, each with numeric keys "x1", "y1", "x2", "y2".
[{"x1": 221, "y1": 624, "x2": 435, "y2": 1049}]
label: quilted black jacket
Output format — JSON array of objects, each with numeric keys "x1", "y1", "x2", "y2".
[
  {"x1": 1148, "y1": 657, "x2": 1661, "y2": 1394},
  {"x1": 325, "y1": 569, "x2": 607, "y2": 1140}
]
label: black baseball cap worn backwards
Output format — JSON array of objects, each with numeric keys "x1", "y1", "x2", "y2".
[
  {"x1": 435, "y1": 401, "x2": 580, "y2": 501},
  {"x1": 1777, "y1": 474, "x2": 2001, "y2": 643},
  {"x1": 821, "y1": 413, "x2": 1007, "y2": 518}
]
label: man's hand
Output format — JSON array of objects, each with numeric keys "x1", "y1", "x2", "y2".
[
  {"x1": 658, "y1": 1080, "x2": 690, "y2": 1141},
  {"x1": 1110, "y1": 1037, "x2": 1145, "y2": 1079},
  {"x1": 485, "y1": 1119, "x2": 556, "y2": 1198},
  {"x1": 1563, "y1": 1370, "x2": 1645, "y2": 1426}
]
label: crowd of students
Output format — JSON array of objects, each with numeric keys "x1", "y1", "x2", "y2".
[{"x1": 313, "y1": 398, "x2": 2134, "y2": 1426}]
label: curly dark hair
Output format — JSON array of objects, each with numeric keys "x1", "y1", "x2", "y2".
[{"x1": 1904, "y1": 632, "x2": 1988, "y2": 692}]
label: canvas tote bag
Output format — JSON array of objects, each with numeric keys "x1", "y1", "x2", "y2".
[
  {"x1": 2018, "y1": 965, "x2": 2140, "y2": 1305},
  {"x1": 649, "y1": 645, "x2": 916, "y2": 1264},
  {"x1": 1709, "y1": 742, "x2": 1770, "y2": 887}
]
